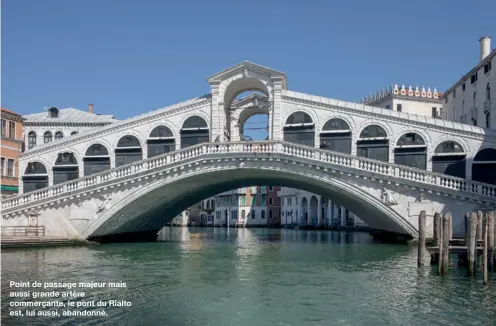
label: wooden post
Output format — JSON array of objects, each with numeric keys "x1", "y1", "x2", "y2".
[
  {"x1": 448, "y1": 213, "x2": 453, "y2": 240},
  {"x1": 441, "y1": 212, "x2": 451, "y2": 275},
  {"x1": 477, "y1": 210, "x2": 483, "y2": 242},
  {"x1": 488, "y1": 211, "x2": 495, "y2": 272},
  {"x1": 464, "y1": 212, "x2": 469, "y2": 245},
  {"x1": 467, "y1": 212, "x2": 478, "y2": 277},
  {"x1": 433, "y1": 212, "x2": 441, "y2": 246},
  {"x1": 418, "y1": 210, "x2": 426, "y2": 268},
  {"x1": 483, "y1": 214, "x2": 489, "y2": 284}
]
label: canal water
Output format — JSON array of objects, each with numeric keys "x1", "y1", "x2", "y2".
[{"x1": 2, "y1": 228, "x2": 496, "y2": 325}]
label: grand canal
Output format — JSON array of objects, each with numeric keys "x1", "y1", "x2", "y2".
[{"x1": 2, "y1": 228, "x2": 496, "y2": 325}]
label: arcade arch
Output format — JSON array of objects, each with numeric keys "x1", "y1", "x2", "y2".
[
  {"x1": 283, "y1": 111, "x2": 315, "y2": 147},
  {"x1": 319, "y1": 118, "x2": 352, "y2": 154},
  {"x1": 147, "y1": 125, "x2": 175, "y2": 158},
  {"x1": 180, "y1": 116, "x2": 209, "y2": 148},
  {"x1": 53, "y1": 152, "x2": 79, "y2": 185},
  {"x1": 84, "y1": 143, "x2": 111, "y2": 176},
  {"x1": 472, "y1": 148, "x2": 496, "y2": 185},
  {"x1": 394, "y1": 132, "x2": 427, "y2": 170},
  {"x1": 22, "y1": 162, "x2": 48, "y2": 193},
  {"x1": 432, "y1": 141, "x2": 466, "y2": 178},
  {"x1": 357, "y1": 125, "x2": 389, "y2": 162},
  {"x1": 115, "y1": 135, "x2": 142, "y2": 167}
]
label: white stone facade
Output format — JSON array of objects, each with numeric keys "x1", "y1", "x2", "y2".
[
  {"x1": 443, "y1": 37, "x2": 495, "y2": 128},
  {"x1": 214, "y1": 187, "x2": 268, "y2": 227},
  {"x1": 278, "y1": 187, "x2": 366, "y2": 228}
]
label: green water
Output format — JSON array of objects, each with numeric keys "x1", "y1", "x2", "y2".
[{"x1": 2, "y1": 228, "x2": 496, "y2": 326}]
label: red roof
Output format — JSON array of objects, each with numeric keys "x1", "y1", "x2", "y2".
[{"x1": 1, "y1": 107, "x2": 22, "y2": 116}]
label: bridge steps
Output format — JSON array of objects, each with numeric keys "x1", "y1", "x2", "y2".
[{"x1": 0, "y1": 236, "x2": 96, "y2": 249}]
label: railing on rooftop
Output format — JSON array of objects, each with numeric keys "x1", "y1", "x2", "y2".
[{"x1": 2, "y1": 141, "x2": 496, "y2": 211}]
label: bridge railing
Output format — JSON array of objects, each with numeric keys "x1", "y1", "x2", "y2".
[
  {"x1": 1, "y1": 226, "x2": 46, "y2": 237},
  {"x1": 2, "y1": 141, "x2": 496, "y2": 211}
]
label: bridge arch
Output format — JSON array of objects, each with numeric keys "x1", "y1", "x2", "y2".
[
  {"x1": 432, "y1": 141, "x2": 467, "y2": 178},
  {"x1": 472, "y1": 148, "x2": 496, "y2": 185},
  {"x1": 53, "y1": 152, "x2": 79, "y2": 185},
  {"x1": 82, "y1": 166, "x2": 417, "y2": 241},
  {"x1": 357, "y1": 124, "x2": 390, "y2": 162},
  {"x1": 283, "y1": 111, "x2": 316, "y2": 147},
  {"x1": 319, "y1": 117, "x2": 352, "y2": 154},
  {"x1": 147, "y1": 125, "x2": 176, "y2": 158},
  {"x1": 180, "y1": 115, "x2": 209, "y2": 148},
  {"x1": 393, "y1": 132, "x2": 427, "y2": 170},
  {"x1": 83, "y1": 143, "x2": 111, "y2": 176},
  {"x1": 22, "y1": 162, "x2": 49, "y2": 193},
  {"x1": 115, "y1": 135, "x2": 143, "y2": 167},
  {"x1": 220, "y1": 74, "x2": 273, "y2": 110}
]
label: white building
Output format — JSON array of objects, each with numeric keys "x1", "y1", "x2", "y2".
[
  {"x1": 443, "y1": 36, "x2": 495, "y2": 129},
  {"x1": 278, "y1": 187, "x2": 367, "y2": 229},
  {"x1": 23, "y1": 105, "x2": 117, "y2": 150},
  {"x1": 214, "y1": 186, "x2": 268, "y2": 227},
  {"x1": 360, "y1": 84, "x2": 443, "y2": 118}
]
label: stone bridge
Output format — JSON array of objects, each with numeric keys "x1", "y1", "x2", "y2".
[{"x1": 2, "y1": 61, "x2": 496, "y2": 241}]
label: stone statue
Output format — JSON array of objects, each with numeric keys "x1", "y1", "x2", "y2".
[
  {"x1": 381, "y1": 188, "x2": 398, "y2": 205},
  {"x1": 97, "y1": 194, "x2": 112, "y2": 213}
]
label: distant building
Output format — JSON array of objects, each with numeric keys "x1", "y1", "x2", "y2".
[
  {"x1": 22, "y1": 105, "x2": 117, "y2": 150},
  {"x1": 442, "y1": 36, "x2": 495, "y2": 128},
  {"x1": 278, "y1": 187, "x2": 367, "y2": 229},
  {"x1": 267, "y1": 186, "x2": 281, "y2": 226},
  {"x1": 359, "y1": 84, "x2": 443, "y2": 118},
  {"x1": 199, "y1": 198, "x2": 216, "y2": 226},
  {"x1": 1, "y1": 108, "x2": 24, "y2": 195},
  {"x1": 214, "y1": 186, "x2": 269, "y2": 227}
]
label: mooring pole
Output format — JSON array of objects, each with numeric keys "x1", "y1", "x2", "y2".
[
  {"x1": 441, "y1": 212, "x2": 451, "y2": 275},
  {"x1": 418, "y1": 210, "x2": 426, "y2": 268},
  {"x1": 488, "y1": 211, "x2": 495, "y2": 272},
  {"x1": 433, "y1": 212, "x2": 441, "y2": 247},
  {"x1": 477, "y1": 210, "x2": 484, "y2": 242},
  {"x1": 483, "y1": 214, "x2": 489, "y2": 285},
  {"x1": 467, "y1": 212, "x2": 478, "y2": 277}
]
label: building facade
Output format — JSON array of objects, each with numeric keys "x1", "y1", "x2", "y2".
[
  {"x1": 360, "y1": 84, "x2": 443, "y2": 118},
  {"x1": 1, "y1": 108, "x2": 24, "y2": 195},
  {"x1": 23, "y1": 105, "x2": 117, "y2": 150},
  {"x1": 278, "y1": 187, "x2": 367, "y2": 229},
  {"x1": 267, "y1": 186, "x2": 281, "y2": 226},
  {"x1": 214, "y1": 186, "x2": 269, "y2": 227}
]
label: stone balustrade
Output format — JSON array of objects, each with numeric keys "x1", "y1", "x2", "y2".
[{"x1": 3, "y1": 141, "x2": 496, "y2": 212}]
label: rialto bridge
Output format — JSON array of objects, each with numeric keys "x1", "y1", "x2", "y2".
[{"x1": 2, "y1": 61, "x2": 496, "y2": 242}]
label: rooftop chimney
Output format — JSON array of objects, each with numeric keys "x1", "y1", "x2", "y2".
[
  {"x1": 479, "y1": 36, "x2": 491, "y2": 62},
  {"x1": 88, "y1": 104, "x2": 94, "y2": 114}
]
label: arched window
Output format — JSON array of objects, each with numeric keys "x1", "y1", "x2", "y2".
[
  {"x1": 261, "y1": 210, "x2": 266, "y2": 219},
  {"x1": 357, "y1": 125, "x2": 389, "y2": 162},
  {"x1": 319, "y1": 118, "x2": 351, "y2": 154},
  {"x1": 28, "y1": 132, "x2": 37, "y2": 149},
  {"x1": 148, "y1": 125, "x2": 175, "y2": 158},
  {"x1": 23, "y1": 162, "x2": 49, "y2": 193},
  {"x1": 394, "y1": 133, "x2": 427, "y2": 170},
  {"x1": 486, "y1": 112, "x2": 491, "y2": 129},
  {"x1": 472, "y1": 148, "x2": 496, "y2": 185},
  {"x1": 48, "y1": 107, "x2": 59, "y2": 118},
  {"x1": 71, "y1": 131, "x2": 78, "y2": 136},
  {"x1": 55, "y1": 132, "x2": 63, "y2": 140},
  {"x1": 432, "y1": 141, "x2": 466, "y2": 178},
  {"x1": 251, "y1": 209, "x2": 256, "y2": 219},
  {"x1": 283, "y1": 111, "x2": 315, "y2": 147},
  {"x1": 84, "y1": 144, "x2": 110, "y2": 176},
  {"x1": 487, "y1": 83, "x2": 491, "y2": 101},
  {"x1": 180, "y1": 116, "x2": 209, "y2": 149},
  {"x1": 53, "y1": 152, "x2": 79, "y2": 185},
  {"x1": 115, "y1": 135, "x2": 142, "y2": 167},
  {"x1": 44, "y1": 131, "x2": 52, "y2": 143},
  {"x1": 241, "y1": 210, "x2": 246, "y2": 220}
]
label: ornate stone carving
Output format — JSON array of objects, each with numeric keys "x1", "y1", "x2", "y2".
[
  {"x1": 96, "y1": 194, "x2": 112, "y2": 214},
  {"x1": 415, "y1": 192, "x2": 426, "y2": 202},
  {"x1": 381, "y1": 188, "x2": 398, "y2": 206}
]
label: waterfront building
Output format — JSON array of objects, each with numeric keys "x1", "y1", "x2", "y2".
[
  {"x1": 359, "y1": 85, "x2": 443, "y2": 118},
  {"x1": 278, "y1": 187, "x2": 367, "y2": 229},
  {"x1": 214, "y1": 186, "x2": 269, "y2": 227},
  {"x1": 266, "y1": 186, "x2": 281, "y2": 227},
  {"x1": 199, "y1": 198, "x2": 216, "y2": 226},
  {"x1": 0, "y1": 108, "x2": 24, "y2": 196},
  {"x1": 22, "y1": 104, "x2": 117, "y2": 150}
]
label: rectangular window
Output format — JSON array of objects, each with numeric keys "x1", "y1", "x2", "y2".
[
  {"x1": 261, "y1": 195, "x2": 266, "y2": 206},
  {"x1": 269, "y1": 197, "x2": 273, "y2": 205},
  {"x1": 7, "y1": 159, "x2": 14, "y2": 177},
  {"x1": 251, "y1": 196, "x2": 256, "y2": 206},
  {"x1": 0, "y1": 157, "x2": 5, "y2": 176},
  {"x1": 385, "y1": 105, "x2": 391, "y2": 110},
  {"x1": 462, "y1": 83, "x2": 466, "y2": 91},
  {"x1": 240, "y1": 196, "x2": 246, "y2": 206},
  {"x1": 269, "y1": 186, "x2": 273, "y2": 191},
  {"x1": 396, "y1": 104, "x2": 402, "y2": 112},
  {"x1": 453, "y1": 89, "x2": 456, "y2": 98},
  {"x1": 439, "y1": 108, "x2": 443, "y2": 119},
  {"x1": 432, "y1": 107, "x2": 438, "y2": 118},
  {"x1": 1, "y1": 119, "x2": 5, "y2": 137},
  {"x1": 8, "y1": 121, "x2": 15, "y2": 139},
  {"x1": 484, "y1": 61, "x2": 492, "y2": 74},
  {"x1": 470, "y1": 72, "x2": 478, "y2": 84},
  {"x1": 269, "y1": 210, "x2": 273, "y2": 219}
]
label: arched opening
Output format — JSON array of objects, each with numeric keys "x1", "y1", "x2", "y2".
[
  {"x1": 357, "y1": 125, "x2": 389, "y2": 162},
  {"x1": 485, "y1": 83, "x2": 491, "y2": 129},
  {"x1": 310, "y1": 195, "x2": 318, "y2": 227},
  {"x1": 48, "y1": 107, "x2": 59, "y2": 118},
  {"x1": 71, "y1": 131, "x2": 78, "y2": 136},
  {"x1": 55, "y1": 131, "x2": 63, "y2": 140},
  {"x1": 394, "y1": 133, "x2": 427, "y2": 170},
  {"x1": 319, "y1": 118, "x2": 351, "y2": 154},
  {"x1": 432, "y1": 141, "x2": 466, "y2": 178},
  {"x1": 28, "y1": 131, "x2": 37, "y2": 149},
  {"x1": 22, "y1": 162, "x2": 48, "y2": 193},
  {"x1": 44, "y1": 131, "x2": 52, "y2": 143},
  {"x1": 233, "y1": 91, "x2": 270, "y2": 141},
  {"x1": 472, "y1": 148, "x2": 496, "y2": 185},
  {"x1": 301, "y1": 196, "x2": 308, "y2": 225},
  {"x1": 84, "y1": 144, "x2": 111, "y2": 176},
  {"x1": 180, "y1": 116, "x2": 209, "y2": 149},
  {"x1": 115, "y1": 135, "x2": 142, "y2": 167},
  {"x1": 53, "y1": 152, "x2": 79, "y2": 185},
  {"x1": 148, "y1": 125, "x2": 175, "y2": 158},
  {"x1": 321, "y1": 197, "x2": 329, "y2": 226},
  {"x1": 283, "y1": 112, "x2": 315, "y2": 147}
]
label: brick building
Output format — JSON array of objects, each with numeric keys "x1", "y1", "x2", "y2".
[{"x1": 1, "y1": 108, "x2": 24, "y2": 195}]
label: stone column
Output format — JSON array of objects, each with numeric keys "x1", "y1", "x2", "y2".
[
  {"x1": 270, "y1": 78, "x2": 283, "y2": 141},
  {"x1": 317, "y1": 197, "x2": 322, "y2": 227},
  {"x1": 209, "y1": 81, "x2": 222, "y2": 142}
]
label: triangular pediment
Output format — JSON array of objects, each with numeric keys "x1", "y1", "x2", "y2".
[{"x1": 207, "y1": 61, "x2": 287, "y2": 88}]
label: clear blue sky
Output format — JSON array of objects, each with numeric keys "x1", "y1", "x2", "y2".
[{"x1": 2, "y1": 0, "x2": 495, "y2": 134}]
